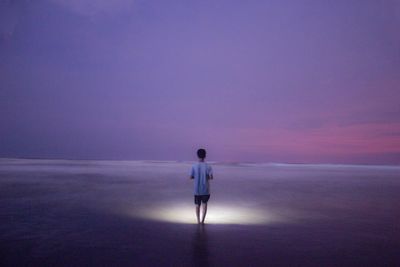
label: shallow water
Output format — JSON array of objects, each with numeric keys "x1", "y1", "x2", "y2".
[{"x1": 1, "y1": 159, "x2": 400, "y2": 266}]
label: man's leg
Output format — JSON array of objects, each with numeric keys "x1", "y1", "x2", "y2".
[
  {"x1": 201, "y1": 203, "x2": 207, "y2": 224},
  {"x1": 196, "y1": 204, "x2": 201, "y2": 224}
]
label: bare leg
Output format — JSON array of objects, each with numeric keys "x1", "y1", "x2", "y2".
[
  {"x1": 195, "y1": 205, "x2": 201, "y2": 224},
  {"x1": 201, "y1": 203, "x2": 208, "y2": 224}
]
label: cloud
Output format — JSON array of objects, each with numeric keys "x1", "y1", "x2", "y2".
[
  {"x1": 46, "y1": 0, "x2": 134, "y2": 17},
  {"x1": 231, "y1": 122, "x2": 400, "y2": 159}
]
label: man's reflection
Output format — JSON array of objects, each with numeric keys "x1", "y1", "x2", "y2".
[{"x1": 191, "y1": 225, "x2": 209, "y2": 267}]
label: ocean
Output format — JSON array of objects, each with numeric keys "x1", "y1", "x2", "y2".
[{"x1": 1, "y1": 158, "x2": 399, "y2": 266}]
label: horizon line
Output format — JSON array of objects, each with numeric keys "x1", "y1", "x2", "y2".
[{"x1": 0, "y1": 157, "x2": 399, "y2": 168}]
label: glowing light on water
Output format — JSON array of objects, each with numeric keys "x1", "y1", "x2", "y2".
[{"x1": 131, "y1": 204, "x2": 283, "y2": 225}]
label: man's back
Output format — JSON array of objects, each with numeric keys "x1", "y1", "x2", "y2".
[{"x1": 191, "y1": 162, "x2": 213, "y2": 195}]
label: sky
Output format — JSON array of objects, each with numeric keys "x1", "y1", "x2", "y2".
[{"x1": 0, "y1": 0, "x2": 399, "y2": 164}]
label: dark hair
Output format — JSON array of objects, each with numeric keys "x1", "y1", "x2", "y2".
[{"x1": 197, "y1": 148, "x2": 206, "y2": 159}]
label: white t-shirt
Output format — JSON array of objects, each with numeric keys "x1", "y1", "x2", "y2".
[{"x1": 190, "y1": 162, "x2": 213, "y2": 195}]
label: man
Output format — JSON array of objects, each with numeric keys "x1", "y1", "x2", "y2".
[{"x1": 190, "y1": 148, "x2": 214, "y2": 224}]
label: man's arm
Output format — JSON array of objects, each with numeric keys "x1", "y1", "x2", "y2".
[
  {"x1": 207, "y1": 166, "x2": 213, "y2": 180},
  {"x1": 190, "y1": 166, "x2": 194, "y2": 179}
]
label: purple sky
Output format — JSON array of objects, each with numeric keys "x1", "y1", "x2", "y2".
[{"x1": 1, "y1": 0, "x2": 400, "y2": 164}]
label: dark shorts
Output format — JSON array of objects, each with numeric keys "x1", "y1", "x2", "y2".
[{"x1": 194, "y1": 195, "x2": 210, "y2": 205}]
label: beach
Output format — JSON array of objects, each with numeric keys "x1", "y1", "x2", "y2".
[{"x1": 1, "y1": 159, "x2": 400, "y2": 266}]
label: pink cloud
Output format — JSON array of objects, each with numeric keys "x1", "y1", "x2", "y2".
[{"x1": 200, "y1": 122, "x2": 400, "y2": 163}]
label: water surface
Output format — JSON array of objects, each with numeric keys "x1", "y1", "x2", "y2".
[{"x1": 1, "y1": 159, "x2": 399, "y2": 266}]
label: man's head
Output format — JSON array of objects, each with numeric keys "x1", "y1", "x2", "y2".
[{"x1": 197, "y1": 148, "x2": 206, "y2": 160}]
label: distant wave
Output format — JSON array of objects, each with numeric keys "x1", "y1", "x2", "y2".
[{"x1": 1, "y1": 158, "x2": 399, "y2": 170}]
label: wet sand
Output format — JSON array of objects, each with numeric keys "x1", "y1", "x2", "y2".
[{"x1": 1, "y1": 159, "x2": 399, "y2": 266}]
